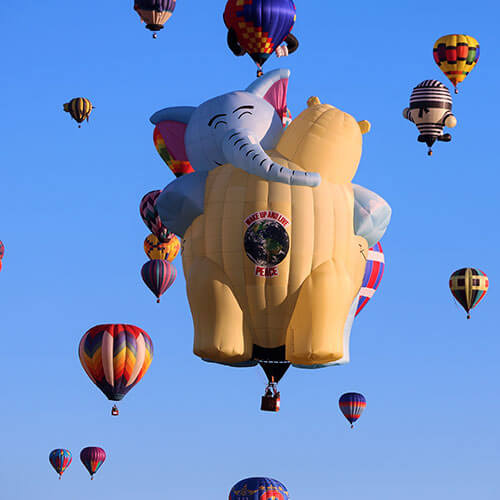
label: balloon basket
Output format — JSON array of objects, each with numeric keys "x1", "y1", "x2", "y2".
[
  {"x1": 261, "y1": 383, "x2": 280, "y2": 412},
  {"x1": 427, "y1": 149, "x2": 433, "y2": 156},
  {"x1": 111, "y1": 404, "x2": 119, "y2": 416},
  {"x1": 455, "y1": 88, "x2": 458, "y2": 94},
  {"x1": 156, "y1": 298, "x2": 161, "y2": 304},
  {"x1": 467, "y1": 314, "x2": 471, "y2": 319},
  {"x1": 153, "y1": 33, "x2": 157, "y2": 39}
]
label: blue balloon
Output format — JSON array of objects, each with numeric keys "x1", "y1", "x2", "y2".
[{"x1": 229, "y1": 477, "x2": 289, "y2": 500}]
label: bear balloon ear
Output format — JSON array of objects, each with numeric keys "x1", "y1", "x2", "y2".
[
  {"x1": 246, "y1": 68, "x2": 290, "y2": 123},
  {"x1": 358, "y1": 120, "x2": 371, "y2": 135}
]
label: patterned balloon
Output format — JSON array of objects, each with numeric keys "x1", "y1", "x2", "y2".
[
  {"x1": 224, "y1": 0, "x2": 296, "y2": 67},
  {"x1": 63, "y1": 97, "x2": 93, "y2": 127},
  {"x1": 153, "y1": 124, "x2": 195, "y2": 177},
  {"x1": 144, "y1": 233, "x2": 180, "y2": 261},
  {"x1": 141, "y1": 259, "x2": 177, "y2": 302},
  {"x1": 80, "y1": 447, "x2": 106, "y2": 479},
  {"x1": 140, "y1": 190, "x2": 173, "y2": 242},
  {"x1": 339, "y1": 392, "x2": 366, "y2": 428},
  {"x1": 49, "y1": 449, "x2": 72, "y2": 479},
  {"x1": 449, "y1": 268, "x2": 488, "y2": 319},
  {"x1": 0, "y1": 240, "x2": 4, "y2": 260},
  {"x1": 134, "y1": 0, "x2": 176, "y2": 37},
  {"x1": 229, "y1": 477, "x2": 289, "y2": 500},
  {"x1": 356, "y1": 242, "x2": 384, "y2": 316},
  {"x1": 433, "y1": 34, "x2": 480, "y2": 93},
  {"x1": 402, "y1": 80, "x2": 457, "y2": 155},
  {"x1": 79, "y1": 324, "x2": 153, "y2": 402}
]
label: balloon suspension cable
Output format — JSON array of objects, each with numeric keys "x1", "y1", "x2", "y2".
[{"x1": 359, "y1": 243, "x2": 367, "y2": 261}]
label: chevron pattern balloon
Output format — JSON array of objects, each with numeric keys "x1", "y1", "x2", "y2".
[
  {"x1": 79, "y1": 324, "x2": 153, "y2": 402},
  {"x1": 140, "y1": 190, "x2": 173, "y2": 242}
]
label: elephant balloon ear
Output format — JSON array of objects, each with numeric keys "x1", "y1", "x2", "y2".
[
  {"x1": 150, "y1": 107, "x2": 196, "y2": 177},
  {"x1": 246, "y1": 68, "x2": 290, "y2": 124}
]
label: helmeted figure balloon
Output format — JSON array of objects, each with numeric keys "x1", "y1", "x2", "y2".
[
  {"x1": 224, "y1": 0, "x2": 298, "y2": 76},
  {"x1": 339, "y1": 392, "x2": 366, "y2": 428},
  {"x1": 150, "y1": 69, "x2": 391, "y2": 408},
  {"x1": 229, "y1": 477, "x2": 289, "y2": 500},
  {"x1": 403, "y1": 80, "x2": 457, "y2": 156},
  {"x1": 449, "y1": 268, "x2": 488, "y2": 319},
  {"x1": 63, "y1": 97, "x2": 93, "y2": 128},
  {"x1": 134, "y1": 0, "x2": 176, "y2": 38},
  {"x1": 433, "y1": 34, "x2": 480, "y2": 94},
  {"x1": 80, "y1": 447, "x2": 106, "y2": 480},
  {"x1": 79, "y1": 324, "x2": 153, "y2": 415},
  {"x1": 0, "y1": 239, "x2": 4, "y2": 272},
  {"x1": 49, "y1": 449, "x2": 72, "y2": 479}
]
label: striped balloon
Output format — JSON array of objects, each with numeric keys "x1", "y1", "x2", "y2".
[
  {"x1": 80, "y1": 447, "x2": 106, "y2": 479},
  {"x1": 140, "y1": 190, "x2": 173, "y2": 242},
  {"x1": 356, "y1": 242, "x2": 384, "y2": 316},
  {"x1": 449, "y1": 268, "x2": 488, "y2": 319},
  {"x1": 141, "y1": 259, "x2": 177, "y2": 303},
  {"x1": 144, "y1": 233, "x2": 180, "y2": 261},
  {"x1": 134, "y1": 0, "x2": 176, "y2": 36},
  {"x1": 79, "y1": 324, "x2": 153, "y2": 402},
  {"x1": 49, "y1": 449, "x2": 72, "y2": 479},
  {"x1": 339, "y1": 392, "x2": 366, "y2": 428},
  {"x1": 63, "y1": 97, "x2": 93, "y2": 126}
]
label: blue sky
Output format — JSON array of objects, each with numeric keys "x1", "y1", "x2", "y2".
[{"x1": 0, "y1": 1, "x2": 499, "y2": 498}]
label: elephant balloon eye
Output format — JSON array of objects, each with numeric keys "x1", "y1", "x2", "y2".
[
  {"x1": 237, "y1": 111, "x2": 253, "y2": 119},
  {"x1": 214, "y1": 120, "x2": 228, "y2": 129},
  {"x1": 233, "y1": 105, "x2": 254, "y2": 119},
  {"x1": 208, "y1": 113, "x2": 227, "y2": 127}
]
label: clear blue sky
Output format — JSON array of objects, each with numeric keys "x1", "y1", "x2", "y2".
[{"x1": 1, "y1": 1, "x2": 498, "y2": 498}]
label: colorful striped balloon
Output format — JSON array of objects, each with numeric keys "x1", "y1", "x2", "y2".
[
  {"x1": 140, "y1": 190, "x2": 173, "y2": 243},
  {"x1": 144, "y1": 233, "x2": 180, "y2": 261},
  {"x1": 80, "y1": 447, "x2": 106, "y2": 480},
  {"x1": 223, "y1": 0, "x2": 296, "y2": 67},
  {"x1": 79, "y1": 324, "x2": 153, "y2": 403},
  {"x1": 356, "y1": 242, "x2": 384, "y2": 316},
  {"x1": 229, "y1": 477, "x2": 289, "y2": 500},
  {"x1": 141, "y1": 259, "x2": 177, "y2": 303},
  {"x1": 449, "y1": 268, "x2": 488, "y2": 319},
  {"x1": 63, "y1": 97, "x2": 93, "y2": 127},
  {"x1": 49, "y1": 449, "x2": 72, "y2": 479},
  {"x1": 339, "y1": 392, "x2": 366, "y2": 428}
]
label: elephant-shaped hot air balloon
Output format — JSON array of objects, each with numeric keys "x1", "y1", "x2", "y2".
[
  {"x1": 150, "y1": 69, "x2": 391, "y2": 407},
  {"x1": 79, "y1": 324, "x2": 153, "y2": 415},
  {"x1": 433, "y1": 34, "x2": 480, "y2": 93},
  {"x1": 49, "y1": 449, "x2": 72, "y2": 479},
  {"x1": 403, "y1": 80, "x2": 457, "y2": 156},
  {"x1": 229, "y1": 477, "x2": 289, "y2": 500},
  {"x1": 134, "y1": 0, "x2": 176, "y2": 38},
  {"x1": 223, "y1": 0, "x2": 298, "y2": 76}
]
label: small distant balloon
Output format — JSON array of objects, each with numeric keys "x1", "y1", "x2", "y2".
[
  {"x1": 229, "y1": 477, "x2": 289, "y2": 500},
  {"x1": 140, "y1": 190, "x2": 173, "y2": 242},
  {"x1": 63, "y1": 97, "x2": 93, "y2": 127},
  {"x1": 433, "y1": 34, "x2": 479, "y2": 93},
  {"x1": 339, "y1": 392, "x2": 366, "y2": 428},
  {"x1": 49, "y1": 449, "x2": 72, "y2": 479},
  {"x1": 134, "y1": 0, "x2": 176, "y2": 38},
  {"x1": 141, "y1": 259, "x2": 177, "y2": 302},
  {"x1": 80, "y1": 447, "x2": 106, "y2": 479},
  {"x1": 449, "y1": 268, "x2": 488, "y2": 319},
  {"x1": 144, "y1": 233, "x2": 180, "y2": 261}
]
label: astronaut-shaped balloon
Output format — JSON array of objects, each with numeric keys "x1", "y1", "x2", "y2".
[{"x1": 403, "y1": 80, "x2": 457, "y2": 156}]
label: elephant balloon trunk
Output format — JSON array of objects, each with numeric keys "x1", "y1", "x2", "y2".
[{"x1": 221, "y1": 129, "x2": 321, "y2": 187}]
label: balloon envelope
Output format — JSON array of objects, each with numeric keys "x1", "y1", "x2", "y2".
[
  {"x1": 49, "y1": 449, "x2": 72, "y2": 478},
  {"x1": 339, "y1": 392, "x2": 366, "y2": 426},
  {"x1": 141, "y1": 259, "x2": 177, "y2": 302},
  {"x1": 79, "y1": 324, "x2": 153, "y2": 401},
  {"x1": 449, "y1": 267, "x2": 488, "y2": 318},
  {"x1": 144, "y1": 233, "x2": 180, "y2": 261},
  {"x1": 0, "y1": 240, "x2": 4, "y2": 260},
  {"x1": 140, "y1": 190, "x2": 173, "y2": 242},
  {"x1": 80, "y1": 447, "x2": 106, "y2": 478},
  {"x1": 356, "y1": 242, "x2": 384, "y2": 316},
  {"x1": 229, "y1": 477, "x2": 289, "y2": 500},
  {"x1": 433, "y1": 34, "x2": 479, "y2": 91},
  {"x1": 134, "y1": 0, "x2": 176, "y2": 32},
  {"x1": 63, "y1": 97, "x2": 92, "y2": 124},
  {"x1": 223, "y1": 0, "x2": 296, "y2": 66}
]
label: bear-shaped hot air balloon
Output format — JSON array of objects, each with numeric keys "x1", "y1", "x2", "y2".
[{"x1": 150, "y1": 69, "x2": 391, "y2": 404}]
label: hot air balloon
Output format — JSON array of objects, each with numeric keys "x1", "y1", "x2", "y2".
[
  {"x1": 141, "y1": 259, "x2": 177, "y2": 302},
  {"x1": 134, "y1": 0, "x2": 176, "y2": 38},
  {"x1": 433, "y1": 34, "x2": 480, "y2": 94},
  {"x1": 49, "y1": 449, "x2": 72, "y2": 479},
  {"x1": 153, "y1": 125, "x2": 195, "y2": 177},
  {"x1": 356, "y1": 242, "x2": 385, "y2": 316},
  {"x1": 339, "y1": 392, "x2": 366, "y2": 428},
  {"x1": 140, "y1": 190, "x2": 173, "y2": 242},
  {"x1": 229, "y1": 477, "x2": 289, "y2": 500},
  {"x1": 223, "y1": 0, "x2": 298, "y2": 75},
  {"x1": 79, "y1": 324, "x2": 153, "y2": 415},
  {"x1": 80, "y1": 447, "x2": 106, "y2": 480},
  {"x1": 63, "y1": 98, "x2": 93, "y2": 127},
  {"x1": 144, "y1": 233, "x2": 180, "y2": 261},
  {"x1": 403, "y1": 80, "x2": 457, "y2": 156},
  {"x1": 0, "y1": 239, "x2": 4, "y2": 272},
  {"x1": 449, "y1": 268, "x2": 488, "y2": 319}
]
